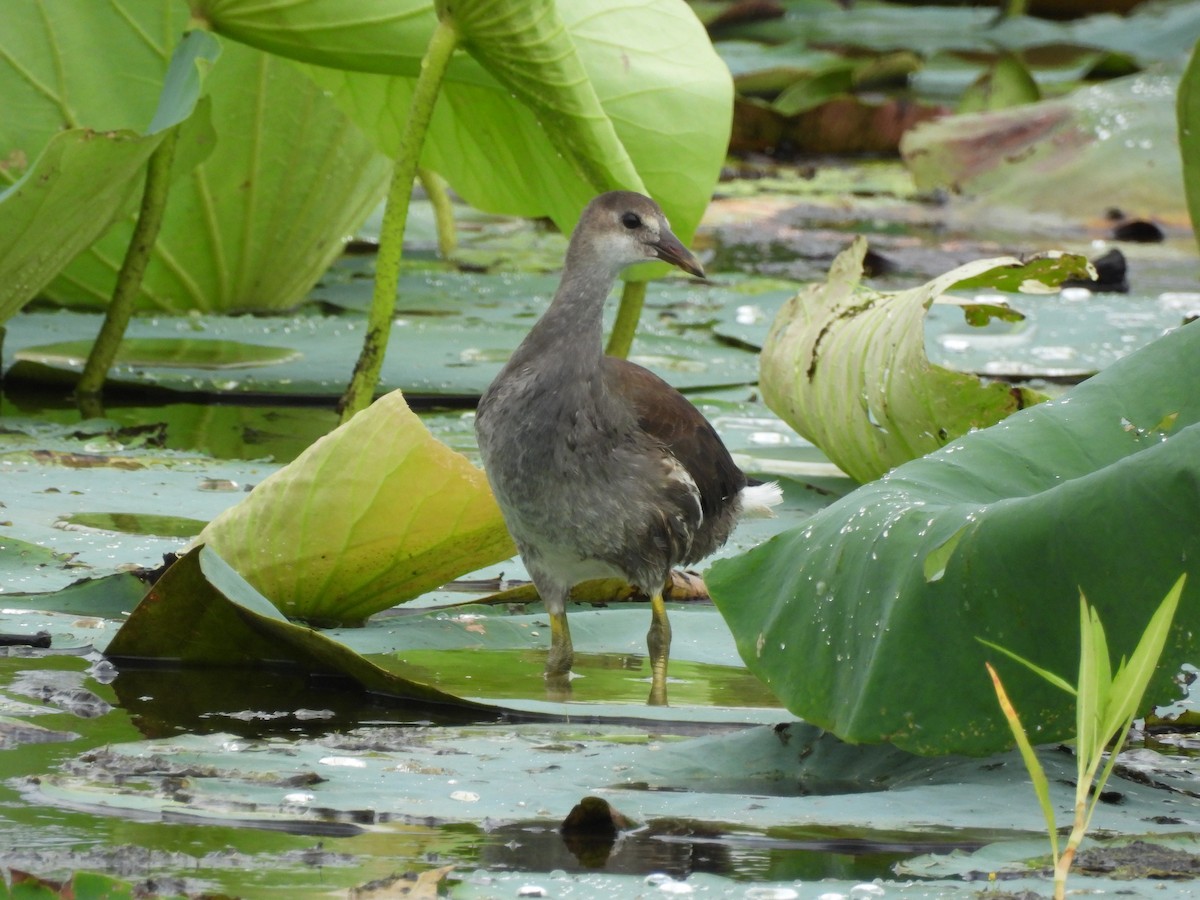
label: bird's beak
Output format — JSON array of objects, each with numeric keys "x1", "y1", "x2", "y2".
[{"x1": 653, "y1": 229, "x2": 706, "y2": 279}]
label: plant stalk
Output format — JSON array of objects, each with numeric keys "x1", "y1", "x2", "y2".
[
  {"x1": 418, "y1": 167, "x2": 457, "y2": 260},
  {"x1": 338, "y1": 17, "x2": 459, "y2": 422},
  {"x1": 605, "y1": 279, "x2": 646, "y2": 358},
  {"x1": 76, "y1": 126, "x2": 180, "y2": 399}
]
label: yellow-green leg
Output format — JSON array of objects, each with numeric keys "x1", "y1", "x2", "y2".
[
  {"x1": 546, "y1": 609, "x2": 574, "y2": 677},
  {"x1": 647, "y1": 591, "x2": 672, "y2": 706}
]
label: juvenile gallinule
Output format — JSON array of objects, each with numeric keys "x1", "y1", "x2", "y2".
[{"x1": 475, "y1": 191, "x2": 781, "y2": 702}]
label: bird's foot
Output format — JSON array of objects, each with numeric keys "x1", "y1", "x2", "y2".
[
  {"x1": 546, "y1": 610, "x2": 575, "y2": 678},
  {"x1": 544, "y1": 669, "x2": 574, "y2": 702},
  {"x1": 648, "y1": 595, "x2": 676, "y2": 710},
  {"x1": 545, "y1": 646, "x2": 574, "y2": 680},
  {"x1": 646, "y1": 591, "x2": 672, "y2": 706},
  {"x1": 647, "y1": 662, "x2": 669, "y2": 707}
]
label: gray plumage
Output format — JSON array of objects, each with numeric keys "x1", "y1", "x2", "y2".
[{"x1": 475, "y1": 191, "x2": 781, "y2": 682}]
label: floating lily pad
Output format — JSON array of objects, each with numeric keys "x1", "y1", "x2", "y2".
[
  {"x1": 901, "y1": 71, "x2": 1188, "y2": 223},
  {"x1": 714, "y1": 277, "x2": 1199, "y2": 381},
  {"x1": 720, "y1": 2, "x2": 1200, "y2": 67},
  {"x1": 0, "y1": 428, "x2": 272, "y2": 593},
  {"x1": 0, "y1": 607, "x2": 125, "y2": 653},
  {"x1": 19, "y1": 716, "x2": 1195, "y2": 880},
  {"x1": 55, "y1": 512, "x2": 206, "y2": 539},
  {"x1": 106, "y1": 545, "x2": 501, "y2": 717},
  {"x1": 7, "y1": 266, "x2": 781, "y2": 401},
  {"x1": 0, "y1": 536, "x2": 66, "y2": 574},
  {"x1": 16, "y1": 339, "x2": 300, "y2": 371},
  {"x1": 1, "y1": 573, "x2": 148, "y2": 620}
]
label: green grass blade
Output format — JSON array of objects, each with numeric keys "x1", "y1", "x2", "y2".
[
  {"x1": 986, "y1": 662, "x2": 1059, "y2": 862},
  {"x1": 1102, "y1": 574, "x2": 1186, "y2": 740},
  {"x1": 1083, "y1": 713, "x2": 1136, "y2": 836},
  {"x1": 1076, "y1": 595, "x2": 1104, "y2": 761},
  {"x1": 978, "y1": 638, "x2": 1076, "y2": 695}
]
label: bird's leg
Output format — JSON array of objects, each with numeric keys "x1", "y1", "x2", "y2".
[
  {"x1": 646, "y1": 590, "x2": 672, "y2": 706},
  {"x1": 546, "y1": 608, "x2": 574, "y2": 677}
]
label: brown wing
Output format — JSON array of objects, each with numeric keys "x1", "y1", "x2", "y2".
[{"x1": 601, "y1": 356, "x2": 746, "y2": 522}]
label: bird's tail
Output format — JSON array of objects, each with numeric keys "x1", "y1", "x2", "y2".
[{"x1": 739, "y1": 480, "x2": 784, "y2": 518}]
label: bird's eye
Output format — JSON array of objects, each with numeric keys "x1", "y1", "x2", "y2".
[{"x1": 620, "y1": 211, "x2": 642, "y2": 229}]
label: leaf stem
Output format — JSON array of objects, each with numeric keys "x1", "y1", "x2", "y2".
[
  {"x1": 605, "y1": 279, "x2": 646, "y2": 358},
  {"x1": 76, "y1": 125, "x2": 180, "y2": 401},
  {"x1": 338, "y1": 17, "x2": 459, "y2": 422},
  {"x1": 418, "y1": 167, "x2": 457, "y2": 260}
]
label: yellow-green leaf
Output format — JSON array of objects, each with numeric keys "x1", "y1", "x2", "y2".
[
  {"x1": 197, "y1": 391, "x2": 515, "y2": 625},
  {"x1": 759, "y1": 236, "x2": 1091, "y2": 482}
]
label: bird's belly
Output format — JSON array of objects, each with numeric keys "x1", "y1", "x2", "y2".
[
  {"x1": 522, "y1": 536, "x2": 627, "y2": 586},
  {"x1": 488, "y1": 456, "x2": 682, "y2": 595},
  {"x1": 476, "y1": 378, "x2": 684, "y2": 591},
  {"x1": 494, "y1": 473, "x2": 631, "y2": 568}
]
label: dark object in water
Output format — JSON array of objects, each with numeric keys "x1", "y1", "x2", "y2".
[{"x1": 1062, "y1": 248, "x2": 1128, "y2": 294}]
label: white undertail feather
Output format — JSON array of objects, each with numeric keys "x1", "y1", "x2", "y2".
[
  {"x1": 739, "y1": 481, "x2": 784, "y2": 519},
  {"x1": 665, "y1": 456, "x2": 704, "y2": 527}
]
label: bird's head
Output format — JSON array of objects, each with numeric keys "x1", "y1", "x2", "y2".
[{"x1": 573, "y1": 191, "x2": 706, "y2": 280}]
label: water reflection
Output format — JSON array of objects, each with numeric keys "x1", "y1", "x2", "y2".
[
  {"x1": 477, "y1": 818, "x2": 981, "y2": 884},
  {"x1": 111, "y1": 666, "x2": 496, "y2": 740}
]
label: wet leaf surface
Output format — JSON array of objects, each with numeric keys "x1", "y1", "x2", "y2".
[
  {"x1": 18, "y1": 339, "x2": 301, "y2": 371},
  {"x1": 758, "y1": 239, "x2": 1090, "y2": 482},
  {"x1": 3, "y1": 294, "x2": 761, "y2": 400},
  {"x1": 902, "y1": 71, "x2": 1188, "y2": 223},
  {"x1": 5, "y1": 60, "x2": 1200, "y2": 892},
  {"x1": 196, "y1": 391, "x2": 514, "y2": 625},
  {"x1": 712, "y1": 319, "x2": 1200, "y2": 755}
]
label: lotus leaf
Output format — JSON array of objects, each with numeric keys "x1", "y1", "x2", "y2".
[
  {"x1": 0, "y1": 25, "x2": 217, "y2": 322},
  {"x1": 197, "y1": 390, "x2": 515, "y2": 625},
  {"x1": 711, "y1": 320, "x2": 1200, "y2": 756},
  {"x1": 192, "y1": 0, "x2": 731, "y2": 241},
  {"x1": 105, "y1": 544, "x2": 499, "y2": 714},
  {"x1": 759, "y1": 236, "x2": 1090, "y2": 483}
]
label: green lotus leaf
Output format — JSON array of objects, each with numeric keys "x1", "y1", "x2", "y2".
[
  {"x1": 709, "y1": 320, "x2": 1200, "y2": 756},
  {"x1": 191, "y1": 0, "x2": 731, "y2": 241},
  {"x1": 901, "y1": 72, "x2": 1186, "y2": 223},
  {"x1": 957, "y1": 54, "x2": 1041, "y2": 114},
  {"x1": 1178, "y1": 38, "x2": 1200, "y2": 253},
  {"x1": 196, "y1": 391, "x2": 515, "y2": 626},
  {"x1": 721, "y1": 2, "x2": 1200, "y2": 67},
  {"x1": 0, "y1": 25, "x2": 218, "y2": 323},
  {"x1": 16, "y1": 337, "x2": 299, "y2": 370},
  {"x1": 759, "y1": 236, "x2": 1091, "y2": 483},
  {"x1": 47, "y1": 34, "x2": 390, "y2": 313}
]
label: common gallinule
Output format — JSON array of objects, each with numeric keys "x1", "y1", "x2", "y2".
[{"x1": 475, "y1": 191, "x2": 781, "y2": 702}]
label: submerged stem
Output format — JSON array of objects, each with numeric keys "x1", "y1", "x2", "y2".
[
  {"x1": 76, "y1": 126, "x2": 180, "y2": 399},
  {"x1": 338, "y1": 17, "x2": 459, "y2": 422},
  {"x1": 418, "y1": 167, "x2": 457, "y2": 260}
]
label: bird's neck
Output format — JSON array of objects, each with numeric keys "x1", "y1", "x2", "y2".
[{"x1": 519, "y1": 248, "x2": 618, "y2": 368}]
